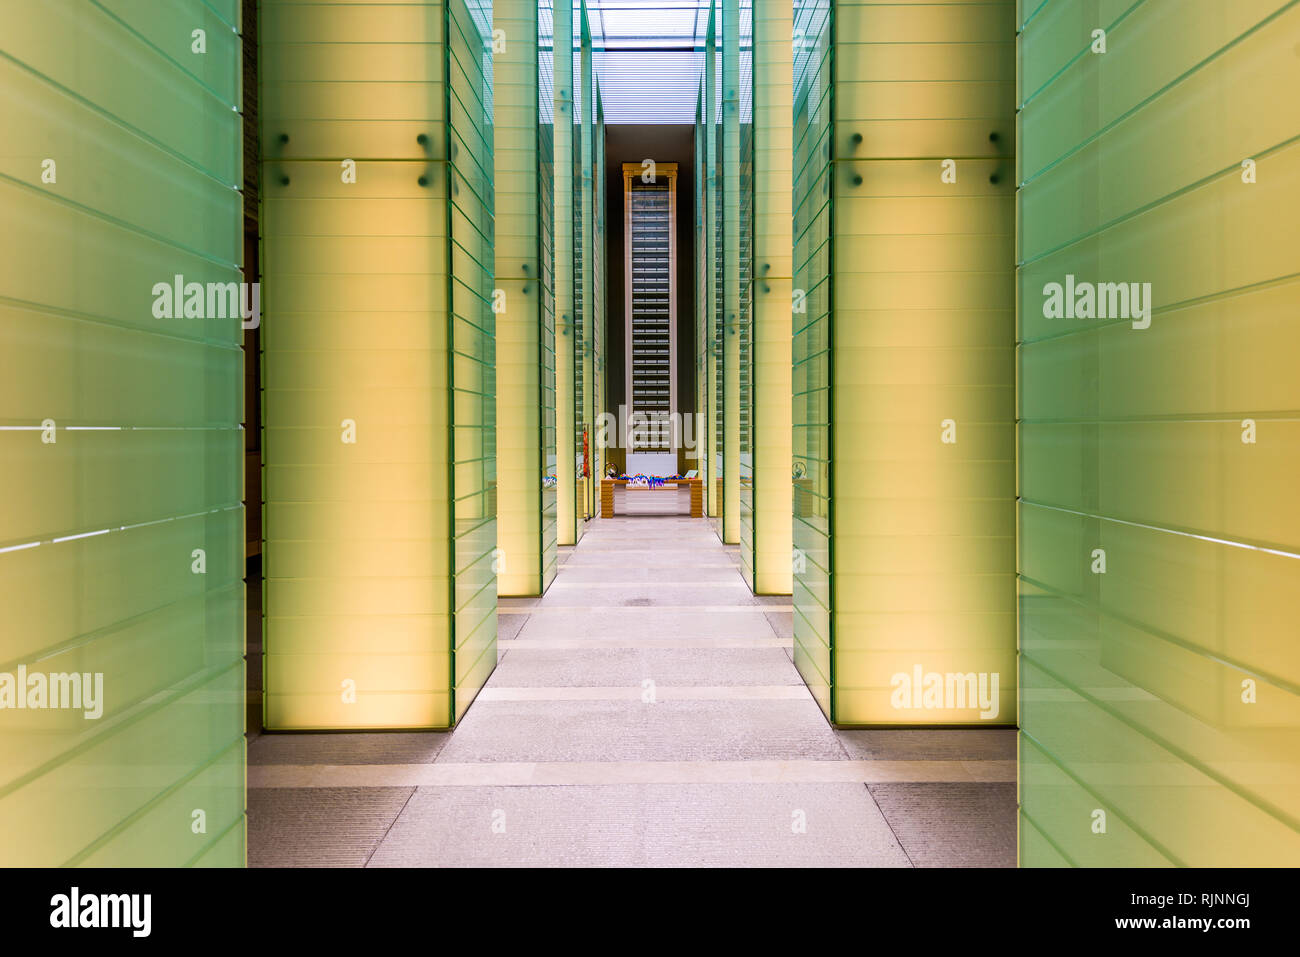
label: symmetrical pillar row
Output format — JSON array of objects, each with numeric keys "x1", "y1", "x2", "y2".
[{"x1": 6, "y1": 0, "x2": 1296, "y2": 870}]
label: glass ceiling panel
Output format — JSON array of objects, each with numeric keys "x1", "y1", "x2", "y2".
[
  {"x1": 585, "y1": 0, "x2": 713, "y2": 122},
  {"x1": 588, "y1": 0, "x2": 709, "y2": 48},
  {"x1": 593, "y1": 51, "x2": 706, "y2": 123}
]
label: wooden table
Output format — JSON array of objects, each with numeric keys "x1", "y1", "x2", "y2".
[{"x1": 601, "y1": 478, "x2": 703, "y2": 518}]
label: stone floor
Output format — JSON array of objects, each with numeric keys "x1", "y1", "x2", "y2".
[{"x1": 247, "y1": 514, "x2": 1016, "y2": 867}]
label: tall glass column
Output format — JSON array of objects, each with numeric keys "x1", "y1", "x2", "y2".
[
  {"x1": 749, "y1": 0, "x2": 793, "y2": 595},
  {"x1": 496, "y1": 0, "x2": 556, "y2": 596},
  {"x1": 260, "y1": 0, "x2": 497, "y2": 729},
  {"x1": 792, "y1": 0, "x2": 1018, "y2": 726},
  {"x1": 1017, "y1": 0, "x2": 1300, "y2": 866},
  {"x1": 0, "y1": 0, "x2": 246, "y2": 864}
]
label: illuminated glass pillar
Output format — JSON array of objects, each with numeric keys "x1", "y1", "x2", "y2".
[
  {"x1": 695, "y1": 88, "x2": 709, "y2": 491},
  {"x1": 594, "y1": 85, "x2": 608, "y2": 492},
  {"x1": 260, "y1": 0, "x2": 496, "y2": 729},
  {"x1": 791, "y1": 0, "x2": 833, "y2": 716},
  {"x1": 578, "y1": 6, "x2": 595, "y2": 524},
  {"x1": 1017, "y1": 0, "x2": 1300, "y2": 866},
  {"x1": 702, "y1": 7, "x2": 720, "y2": 518},
  {"x1": 720, "y1": 0, "x2": 743, "y2": 546},
  {"x1": 538, "y1": 2, "x2": 559, "y2": 580},
  {"x1": 792, "y1": 0, "x2": 1017, "y2": 726},
  {"x1": 554, "y1": 0, "x2": 577, "y2": 544},
  {"x1": 749, "y1": 0, "x2": 793, "y2": 595},
  {"x1": 496, "y1": 0, "x2": 556, "y2": 596},
  {"x1": 712, "y1": 27, "x2": 733, "y2": 522},
  {"x1": 737, "y1": 0, "x2": 757, "y2": 576},
  {"x1": 0, "y1": 0, "x2": 245, "y2": 864}
]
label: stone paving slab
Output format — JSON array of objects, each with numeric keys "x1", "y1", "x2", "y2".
[
  {"x1": 515, "y1": 606, "x2": 780, "y2": 640},
  {"x1": 249, "y1": 732, "x2": 450, "y2": 767},
  {"x1": 248, "y1": 787, "x2": 414, "y2": 868},
  {"x1": 367, "y1": 783, "x2": 910, "y2": 868},
  {"x1": 837, "y1": 729, "x2": 1016, "y2": 762},
  {"x1": 491, "y1": 645, "x2": 802, "y2": 687},
  {"x1": 435, "y1": 697, "x2": 848, "y2": 763},
  {"x1": 868, "y1": 782, "x2": 1017, "y2": 868}
]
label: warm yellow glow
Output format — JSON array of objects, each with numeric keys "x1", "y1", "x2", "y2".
[
  {"x1": 824, "y1": 0, "x2": 1018, "y2": 726},
  {"x1": 261, "y1": 0, "x2": 495, "y2": 730},
  {"x1": 752, "y1": 0, "x2": 794, "y2": 594},
  {"x1": 495, "y1": 1, "x2": 546, "y2": 596}
]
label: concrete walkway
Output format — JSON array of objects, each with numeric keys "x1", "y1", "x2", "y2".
[{"x1": 247, "y1": 515, "x2": 1016, "y2": 867}]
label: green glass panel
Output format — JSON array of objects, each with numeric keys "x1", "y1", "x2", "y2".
[
  {"x1": 703, "y1": 5, "x2": 720, "y2": 518},
  {"x1": 719, "y1": 0, "x2": 743, "y2": 548},
  {"x1": 696, "y1": 86, "x2": 707, "y2": 495},
  {"x1": 593, "y1": 82, "x2": 606, "y2": 493},
  {"x1": 449, "y1": 0, "x2": 496, "y2": 725},
  {"x1": 791, "y1": 0, "x2": 833, "y2": 718},
  {"x1": 1017, "y1": 0, "x2": 1300, "y2": 865},
  {"x1": 553, "y1": 0, "x2": 577, "y2": 544},
  {"x1": 539, "y1": 0, "x2": 558, "y2": 584},
  {"x1": 578, "y1": 3, "x2": 594, "y2": 525},
  {"x1": 0, "y1": 0, "x2": 245, "y2": 865}
]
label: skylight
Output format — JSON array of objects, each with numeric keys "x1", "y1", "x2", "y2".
[{"x1": 586, "y1": 0, "x2": 712, "y2": 124}]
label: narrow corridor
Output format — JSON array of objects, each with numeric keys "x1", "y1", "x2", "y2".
[{"x1": 248, "y1": 516, "x2": 1016, "y2": 867}]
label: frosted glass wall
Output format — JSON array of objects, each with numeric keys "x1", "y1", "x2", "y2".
[
  {"x1": 496, "y1": 0, "x2": 556, "y2": 596},
  {"x1": 791, "y1": 0, "x2": 833, "y2": 716},
  {"x1": 720, "y1": 0, "x2": 745, "y2": 547},
  {"x1": 750, "y1": 0, "x2": 794, "y2": 595},
  {"x1": 578, "y1": 8, "x2": 594, "y2": 525},
  {"x1": 554, "y1": 0, "x2": 577, "y2": 543},
  {"x1": 793, "y1": 0, "x2": 1018, "y2": 726},
  {"x1": 593, "y1": 85, "x2": 608, "y2": 491},
  {"x1": 0, "y1": 0, "x2": 246, "y2": 865},
  {"x1": 700, "y1": 10, "x2": 720, "y2": 518},
  {"x1": 539, "y1": 0, "x2": 559, "y2": 581},
  {"x1": 260, "y1": 0, "x2": 496, "y2": 730},
  {"x1": 573, "y1": 10, "x2": 589, "y2": 531},
  {"x1": 556, "y1": 0, "x2": 598, "y2": 542},
  {"x1": 695, "y1": 85, "x2": 711, "y2": 501},
  {"x1": 1017, "y1": 0, "x2": 1300, "y2": 866}
]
